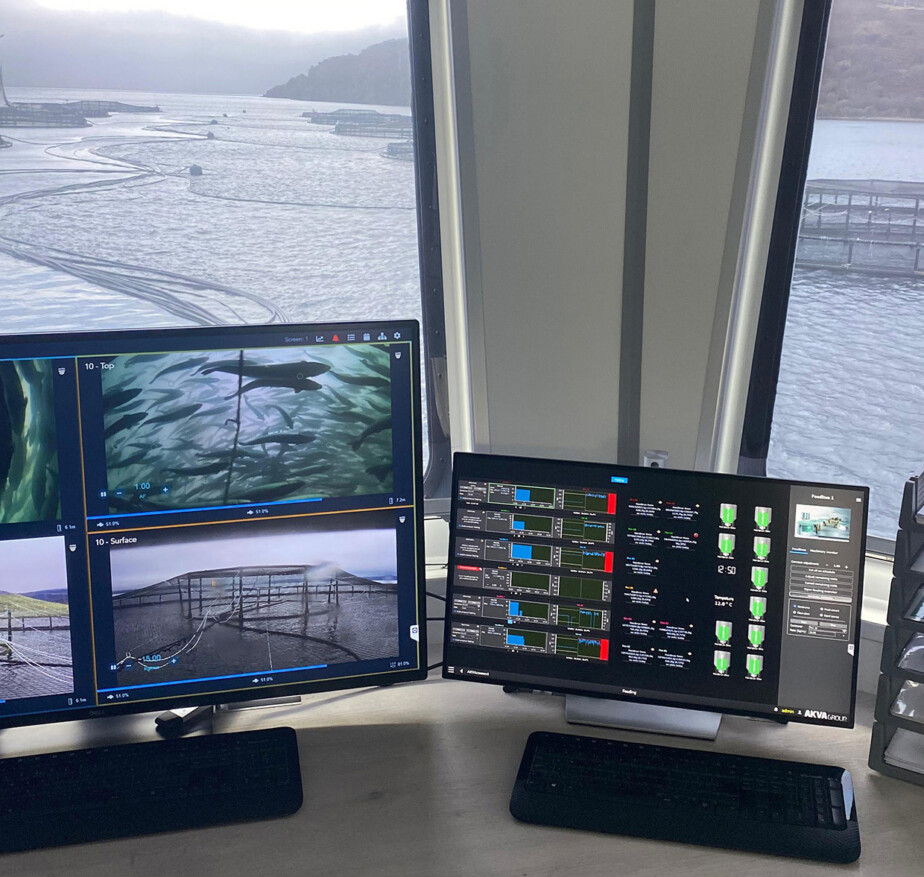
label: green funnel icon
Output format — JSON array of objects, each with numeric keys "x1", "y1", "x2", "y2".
[
  {"x1": 753, "y1": 536, "x2": 770, "y2": 560},
  {"x1": 747, "y1": 654, "x2": 763, "y2": 677},
  {"x1": 714, "y1": 650, "x2": 731, "y2": 674},
  {"x1": 715, "y1": 620, "x2": 732, "y2": 644},
  {"x1": 755, "y1": 506, "x2": 772, "y2": 530},
  {"x1": 750, "y1": 595, "x2": 767, "y2": 619},
  {"x1": 748, "y1": 624, "x2": 765, "y2": 648},
  {"x1": 719, "y1": 533, "x2": 735, "y2": 556},
  {"x1": 751, "y1": 567, "x2": 767, "y2": 590},
  {"x1": 720, "y1": 503, "x2": 737, "y2": 527}
]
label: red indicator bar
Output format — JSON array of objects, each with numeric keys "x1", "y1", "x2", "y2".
[
  {"x1": 603, "y1": 552, "x2": 614, "y2": 573},
  {"x1": 600, "y1": 639, "x2": 610, "y2": 661},
  {"x1": 457, "y1": 565, "x2": 482, "y2": 572},
  {"x1": 607, "y1": 493, "x2": 617, "y2": 515}
]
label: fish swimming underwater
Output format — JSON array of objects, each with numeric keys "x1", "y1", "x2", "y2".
[
  {"x1": 165, "y1": 461, "x2": 229, "y2": 476},
  {"x1": 226, "y1": 377, "x2": 323, "y2": 398},
  {"x1": 104, "y1": 411, "x2": 147, "y2": 439},
  {"x1": 154, "y1": 356, "x2": 210, "y2": 380},
  {"x1": 143, "y1": 403, "x2": 202, "y2": 425},
  {"x1": 331, "y1": 371, "x2": 389, "y2": 389},
  {"x1": 102, "y1": 386, "x2": 143, "y2": 410},
  {"x1": 203, "y1": 360, "x2": 330, "y2": 381},
  {"x1": 240, "y1": 432, "x2": 317, "y2": 446},
  {"x1": 350, "y1": 415, "x2": 392, "y2": 452}
]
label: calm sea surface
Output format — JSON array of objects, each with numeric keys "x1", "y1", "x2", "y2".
[{"x1": 770, "y1": 120, "x2": 924, "y2": 538}]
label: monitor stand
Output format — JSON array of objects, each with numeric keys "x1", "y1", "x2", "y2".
[
  {"x1": 154, "y1": 696, "x2": 303, "y2": 738},
  {"x1": 564, "y1": 695, "x2": 722, "y2": 741}
]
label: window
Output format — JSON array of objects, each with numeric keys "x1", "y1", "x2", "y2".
[
  {"x1": 741, "y1": 0, "x2": 924, "y2": 546},
  {"x1": 0, "y1": 0, "x2": 448, "y2": 496}
]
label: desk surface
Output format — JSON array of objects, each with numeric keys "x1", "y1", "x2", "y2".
[{"x1": 0, "y1": 677, "x2": 920, "y2": 876}]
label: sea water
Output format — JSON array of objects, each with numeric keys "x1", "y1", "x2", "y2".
[
  {"x1": 770, "y1": 120, "x2": 924, "y2": 538},
  {"x1": 2, "y1": 96, "x2": 923, "y2": 537}
]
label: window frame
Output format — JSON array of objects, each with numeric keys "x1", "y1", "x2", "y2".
[{"x1": 408, "y1": 0, "x2": 452, "y2": 504}]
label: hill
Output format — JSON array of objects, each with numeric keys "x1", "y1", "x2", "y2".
[
  {"x1": 0, "y1": 592, "x2": 69, "y2": 617},
  {"x1": 818, "y1": 0, "x2": 924, "y2": 120},
  {"x1": 263, "y1": 38, "x2": 411, "y2": 107}
]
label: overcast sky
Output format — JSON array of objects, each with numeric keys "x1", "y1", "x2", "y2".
[
  {"x1": 1, "y1": 0, "x2": 409, "y2": 94},
  {"x1": 0, "y1": 536, "x2": 69, "y2": 594},
  {"x1": 36, "y1": 0, "x2": 406, "y2": 35}
]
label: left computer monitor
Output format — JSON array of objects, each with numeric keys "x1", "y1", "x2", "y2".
[{"x1": 0, "y1": 319, "x2": 426, "y2": 729}]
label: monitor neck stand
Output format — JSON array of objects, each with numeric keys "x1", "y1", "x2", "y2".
[
  {"x1": 564, "y1": 695, "x2": 722, "y2": 741},
  {"x1": 155, "y1": 696, "x2": 302, "y2": 738}
]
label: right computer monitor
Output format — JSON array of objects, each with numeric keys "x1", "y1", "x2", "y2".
[{"x1": 443, "y1": 453, "x2": 869, "y2": 729}]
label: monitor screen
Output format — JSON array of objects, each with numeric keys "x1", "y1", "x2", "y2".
[
  {"x1": 443, "y1": 453, "x2": 869, "y2": 728},
  {"x1": 0, "y1": 320, "x2": 426, "y2": 729}
]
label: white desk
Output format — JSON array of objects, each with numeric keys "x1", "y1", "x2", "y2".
[{"x1": 0, "y1": 677, "x2": 920, "y2": 876}]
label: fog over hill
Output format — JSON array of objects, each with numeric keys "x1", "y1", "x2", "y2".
[
  {"x1": 817, "y1": 0, "x2": 924, "y2": 120},
  {"x1": 0, "y1": 0, "x2": 406, "y2": 95}
]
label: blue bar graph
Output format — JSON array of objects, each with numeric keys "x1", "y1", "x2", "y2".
[
  {"x1": 509, "y1": 601, "x2": 521, "y2": 616},
  {"x1": 512, "y1": 519, "x2": 525, "y2": 530},
  {"x1": 511, "y1": 544, "x2": 533, "y2": 560},
  {"x1": 507, "y1": 633, "x2": 525, "y2": 646},
  {"x1": 515, "y1": 487, "x2": 531, "y2": 502}
]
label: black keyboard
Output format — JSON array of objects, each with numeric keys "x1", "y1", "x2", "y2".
[
  {"x1": 0, "y1": 726, "x2": 303, "y2": 853},
  {"x1": 510, "y1": 731, "x2": 860, "y2": 863}
]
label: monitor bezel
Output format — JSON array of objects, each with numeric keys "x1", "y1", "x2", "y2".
[
  {"x1": 442, "y1": 451, "x2": 869, "y2": 729},
  {"x1": 0, "y1": 319, "x2": 428, "y2": 731}
]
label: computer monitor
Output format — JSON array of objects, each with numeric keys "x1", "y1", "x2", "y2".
[
  {"x1": 0, "y1": 319, "x2": 426, "y2": 731},
  {"x1": 443, "y1": 452, "x2": 868, "y2": 735}
]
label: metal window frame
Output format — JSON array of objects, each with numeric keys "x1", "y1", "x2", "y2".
[
  {"x1": 409, "y1": 0, "x2": 452, "y2": 503},
  {"x1": 737, "y1": 0, "x2": 831, "y2": 480}
]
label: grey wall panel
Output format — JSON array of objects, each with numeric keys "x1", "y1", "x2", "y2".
[
  {"x1": 455, "y1": 0, "x2": 634, "y2": 462},
  {"x1": 639, "y1": 0, "x2": 761, "y2": 469}
]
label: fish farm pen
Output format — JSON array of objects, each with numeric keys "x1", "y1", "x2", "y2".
[
  {"x1": 796, "y1": 179, "x2": 924, "y2": 278},
  {"x1": 384, "y1": 141, "x2": 414, "y2": 161},
  {"x1": 113, "y1": 564, "x2": 395, "y2": 621},
  {"x1": 0, "y1": 100, "x2": 160, "y2": 128},
  {"x1": 303, "y1": 108, "x2": 413, "y2": 141},
  {"x1": 2, "y1": 610, "x2": 70, "y2": 638}
]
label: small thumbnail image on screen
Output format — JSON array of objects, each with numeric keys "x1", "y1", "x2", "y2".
[
  {"x1": 0, "y1": 359, "x2": 60, "y2": 524},
  {"x1": 793, "y1": 504, "x2": 852, "y2": 541},
  {"x1": 101, "y1": 344, "x2": 393, "y2": 514},
  {"x1": 108, "y1": 514, "x2": 400, "y2": 686},
  {"x1": 0, "y1": 535, "x2": 74, "y2": 702}
]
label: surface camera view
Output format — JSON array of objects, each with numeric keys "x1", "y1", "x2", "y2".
[
  {"x1": 109, "y1": 515, "x2": 400, "y2": 686},
  {"x1": 101, "y1": 343, "x2": 393, "y2": 512},
  {"x1": 0, "y1": 535, "x2": 74, "y2": 701},
  {"x1": 794, "y1": 504, "x2": 852, "y2": 541}
]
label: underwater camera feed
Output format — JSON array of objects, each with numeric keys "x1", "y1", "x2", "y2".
[
  {"x1": 0, "y1": 359, "x2": 60, "y2": 524},
  {"x1": 101, "y1": 344, "x2": 393, "y2": 513}
]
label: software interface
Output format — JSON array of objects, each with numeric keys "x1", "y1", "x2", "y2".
[
  {"x1": 0, "y1": 322, "x2": 425, "y2": 727},
  {"x1": 444, "y1": 454, "x2": 868, "y2": 726}
]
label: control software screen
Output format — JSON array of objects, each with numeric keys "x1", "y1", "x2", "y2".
[
  {"x1": 443, "y1": 453, "x2": 868, "y2": 727},
  {"x1": 0, "y1": 321, "x2": 425, "y2": 728}
]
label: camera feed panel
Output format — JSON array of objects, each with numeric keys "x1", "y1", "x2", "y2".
[
  {"x1": 0, "y1": 321, "x2": 425, "y2": 726},
  {"x1": 92, "y1": 342, "x2": 395, "y2": 516}
]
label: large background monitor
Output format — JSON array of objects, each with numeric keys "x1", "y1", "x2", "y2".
[
  {"x1": 443, "y1": 452, "x2": 868, "y2": 729},
  {"x1": 0, "y1": 320, "x2": 426, "y2": 730}
]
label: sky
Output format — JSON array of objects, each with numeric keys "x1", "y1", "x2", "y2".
[
  {"x1": 36, "y1": 0, "x2": 407, "y2": 35},
  {"x1": 1, "y1": 0, "x2": 410, "y2": 93},
  {"x1": 1, "y1": 536, "x2": 70, "y2": 594}
]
